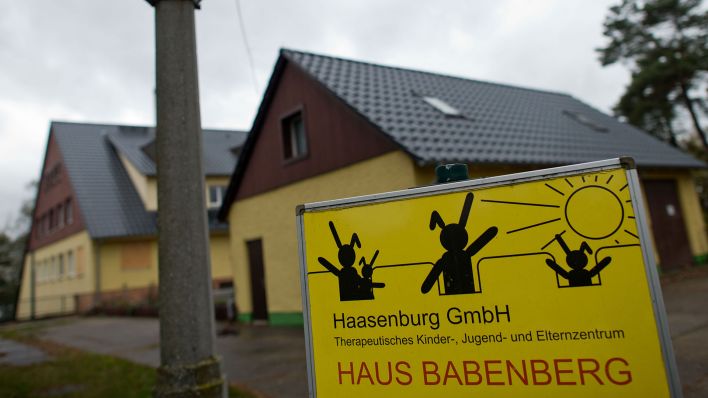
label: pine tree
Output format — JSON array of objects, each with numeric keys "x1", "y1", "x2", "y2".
[{"x1": 598, "y1": 0, "x2": 708, "y2": 148}]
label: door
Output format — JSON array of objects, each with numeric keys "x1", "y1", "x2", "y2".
[
  {"x1": 246, "y1": 239, "x2": 269, "y2": 322},
  {"x1": 643, "y1": 179, "x2": 693, "y2": 271}
]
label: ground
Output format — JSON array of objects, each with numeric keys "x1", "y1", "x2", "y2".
[{"x1": 1, "y1": 266, "x2": 707, "y2": 397}]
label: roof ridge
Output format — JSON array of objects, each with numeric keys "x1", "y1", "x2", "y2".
[
  {"x1": 280, "y1": 48, "x2": 571, "y2": 98},
  {"x1": 51, "y1": 120, "x2": 246, "y2": 134}
]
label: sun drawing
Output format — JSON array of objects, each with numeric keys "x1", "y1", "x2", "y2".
[{"x1": 481, "y1": 171, "x2": 640, "y2": 249}]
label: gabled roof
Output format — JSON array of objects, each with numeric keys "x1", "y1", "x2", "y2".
[
  {"x1": 106, "y1": 125, "x2": 247, "y2": 176},
  {"x1": 52, "y1": 121, "x2": 246, "y2": 239},
  {"x1": 219, "y1": 49, "x2": 703, "y2": 219},
  {"x1": 283, "y1": 49, "x2": 702, "y2": 168}
]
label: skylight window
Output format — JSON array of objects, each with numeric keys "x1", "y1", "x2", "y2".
[
  {"x1": 422, "y1": 96, "x2": 462, "y2": 117},
  {"x1": 563, "y1": 110, "x2": 608, "y2": 132}
]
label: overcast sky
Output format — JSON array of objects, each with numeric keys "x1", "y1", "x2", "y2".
[{"x1": 0, "y1": 0, "x2": 628, "y2": 233}]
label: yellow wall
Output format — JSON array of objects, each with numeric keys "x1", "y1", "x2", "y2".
[
  {"x1": 99, "y1": 239, "x2": 158, "y2": 292},
  {"x1": 228, "y1": 154, "x2": 708, "y2": 322},
  {"x1": 675, "y1": 173, "x2": 708, "y2": 256},
  {"x1": 210, "y1": 235, "x2": 233, "y2": 280},
  {"x1": 120, "y1": 155, "x2": 154, "y2": 210},
  {"x1": 16, "y1": 231, "x2": 95, "y2": 319},
  {"x1": 99, "y1": 234, "x2": 234, "y2": 293},
  {"x1": 146, "y1": 179, "x2": 158, "y2": 211},
  {"x1": 17, "y1": 233, "x2": 232, "y2": 319},
  {"x1": 120, "y1": 155, "x2": 229, "y2": 212},
  {"x1": 228, "y1": 151, "x2": 417, "y2": 315},
  {"x1": 641, "y1": 170, "x2": 708, "y2": 257},
  {"x1": 18, "y1": 158, "x2": 236, "y2": 319},
  {"x1": 417, "y1": 164, "x2": 708, "y2": 261}
]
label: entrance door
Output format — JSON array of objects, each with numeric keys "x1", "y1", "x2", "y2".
[
  {"x1": 246, "y1": 239, "x2": 269, "y2": 322},
  {"x1": 643, "y1": 179, "x2": 693, "y2": 271}
]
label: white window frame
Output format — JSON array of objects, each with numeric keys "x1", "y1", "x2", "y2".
[
  {"x1": 65, "y1": 199, "x2": 73, "y2": 225},
  {"x1": 282, "y1": 112, "x2": 308, "y2": 161},
  {"x1": 58, "y1": 253, "x2": 64, "y2": 280},
  {"x1": 57, "y1": 203, "x2": 64, "y2": 229},
  {"x1": 67, "y1": 250, "x2": 76, "y2": 278},
  {"x1": 422, "y1": 96, "x2": 462, "y2": 117},
  {"x1": 207, "y1": 185, "x2": 226, "y2": 208}
]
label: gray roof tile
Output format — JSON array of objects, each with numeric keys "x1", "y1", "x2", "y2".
[
  {"x1": 106, "y1": 125, "x2": 247, "y2": 176},
  {"x1": 52, "y1": 122, "x2": 246, "y2": 239},
  {"x1": 283, "y1": 49, "x2": 703, "y2": 168}
]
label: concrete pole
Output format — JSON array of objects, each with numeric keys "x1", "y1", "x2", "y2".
[{"x1": 147, "y1": 1, "x2": 225, "y2": 397}]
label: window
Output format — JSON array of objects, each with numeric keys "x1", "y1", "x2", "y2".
[
  {"x1": 37, "y1": 261, "x2": 43, "y2": 283},
  {"x1": 208, "y1": 185, "x2": 226, "y2": 208},
  {"x1": 281, "y1": 112, "x2": 308, "y2": 160},
  {"x1": 76, "y1": 246, "x2": 85, "y2": 276},
  {"x1": 49, "y1": 208, "x2": 55, "y2": 231},
  {"x1": 57, "y1": 203, "x2": 64, "y2": 228},
  {"x1": 67, "y1": 250, "x2": 76, "y2": 278},
  {"x1": 121, "y1": 242, "x2": 152, "y2": 270},
  {"x1": 562, "y1": 110, "x2": 608, "y2": 132},
  {"x1": 58, "y1": 254, "x2": 64, "y2": 279},
  {"x1": 50, "y1": 257, "x2": 56, "y2": 281},
  {"x1": 65, "y1": 198, "x2": 73, "y2": 225},
  {"x1": 422, "y1": 96, "x2": 462, "y2": 117}
]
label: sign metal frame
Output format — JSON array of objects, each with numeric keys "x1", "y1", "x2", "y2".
[{"x1": 296, "y1": 157, "x2": 682, "y2": 397}]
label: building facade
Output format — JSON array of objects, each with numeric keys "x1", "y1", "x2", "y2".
[
  {"x1": 220, "y1": 49, "x2": 707, "y2": 325},
  {"x1": 16, "y1": 122, "x2": 246, "y2": 319}
]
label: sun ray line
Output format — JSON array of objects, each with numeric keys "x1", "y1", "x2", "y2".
[
  {"x1": 582, "y1": 176, "x2": 586, "y2": 182},
  {"x1": 545, "y1": 183, "x2": 564, "y2": 196},
  {"x1": 507, "y1": 218, "x2": 561, "y2": 234},
  {"x1": 624, "y1": 229, "x2": 639, "y2": 239},
  {"x1": 606, "y1": 175, "x2": 614, "y2": 184},
  {"x1": 565, "y1": 178, "x2": 574, "y2": 188},
  {"x1": 481, "y1": 199, "x2": 560, "y2": 208},
  {"x1": 541, "y1": 230, "x2": 566, "y2": 250},
  {"x1": 594, "y1": 175, "x2": 598, "y2": 182},
  {"x1": 628, "y1": 216, "x2": 635, "y2": 219},
  {"x1": 625, "y1": 200, "x2": 632, "y2": 203},
  {"x1": 620, "y1": 183, "x2": 628, "y2": 191}
]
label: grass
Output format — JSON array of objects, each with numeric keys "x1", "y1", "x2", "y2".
[{"x1": 0, "y1": 327, "x2": 256, "y2": 398}]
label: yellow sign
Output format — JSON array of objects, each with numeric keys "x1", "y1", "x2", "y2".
[{"x1": 298, "y1": 161, "x2": 676, "y2": 397}]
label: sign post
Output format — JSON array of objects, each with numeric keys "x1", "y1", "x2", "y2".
[{"x1": 297, "y1": 158, "x2": 681, "y2": 397}]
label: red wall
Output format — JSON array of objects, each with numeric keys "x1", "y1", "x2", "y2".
[
  {"x1": 28, "y1": 131, "x2": 85, "y2": 250},
  {"x1": 236, "y1": 61, "x2": 399, "y2": 199}
]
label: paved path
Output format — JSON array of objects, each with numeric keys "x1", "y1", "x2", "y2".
[
  {"x1": 32, "y1": 318, "x2": 307, "y2": 398},
  {"x1": 2, "y1": 267, "x2": 707, "y2": 397},
  {"x1": 661, "y1": 268, "x2": 708, "y2": 397},
  {"x1": 0, "y1": 338, "x2": 49, "y2": 366}
]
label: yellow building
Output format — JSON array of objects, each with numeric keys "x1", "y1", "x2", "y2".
[
  {"x1": 219, "y1": 49, "x2": 707, "y2": 326},
  {"x1": 16, "y1": 122, "x2": 245, "y2": 320}
]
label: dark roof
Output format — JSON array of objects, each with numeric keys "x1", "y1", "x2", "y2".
[
  {"x1": 106, "y1": 125, "x2": 247, "y2": 176},
  {"x1": 52, "y1": 122, "x2": 245, "y2": 239},
  {"x1": 282, "y1": 49, "x2": 702, "y2": 168},
  {"x1": 219, "y1": 49, "x2": 703, "y2": 220}
]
